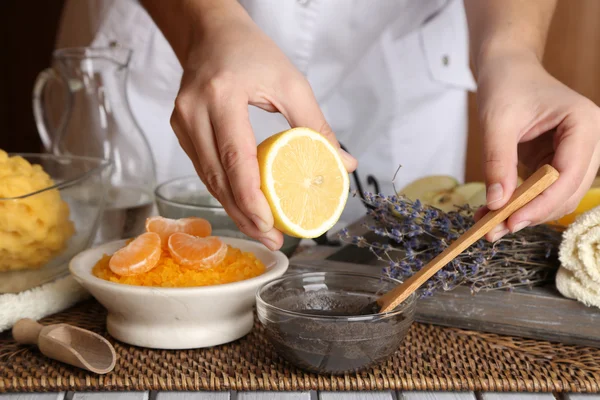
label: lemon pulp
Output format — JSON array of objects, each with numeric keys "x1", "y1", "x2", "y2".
[{"x1": 257, "y1": 128, "x2": 349, "y2": 238}]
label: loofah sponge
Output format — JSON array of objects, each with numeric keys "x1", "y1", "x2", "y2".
[{"x1": 0, "y1": 150, "x2": 75, "y2": 271}]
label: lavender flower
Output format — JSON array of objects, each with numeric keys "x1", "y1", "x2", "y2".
[{"x1": 338, "y1": 190, "x2": 562, "y2": 298}]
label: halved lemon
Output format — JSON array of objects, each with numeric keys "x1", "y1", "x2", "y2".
[{"x1": 257, "y1": 127, "x2": 349, "y2": 238}]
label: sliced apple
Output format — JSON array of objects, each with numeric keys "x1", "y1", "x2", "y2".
[
  {"x1": 398, "y1": 175, "x2": 465, "y2": 212},
  {"x1": 464, "y1": 177, "x2": 525, "y2": 208},
  {"x1": 399, "y1": 175, "x2": 458, "y2": 200},
  {"x1": 455, "y1": 182, "x2": 486, "y2": 202},
  {"x1": 428, "y1": 191, "x2": 467, "y2": 212},
  {"x1": 396, "y1": 175, "x2": 527, "y2": 213},
  {"x1": 466, "y1": 187, "x2": 487, "y2": 208}
]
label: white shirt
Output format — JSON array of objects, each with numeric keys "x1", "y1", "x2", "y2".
[{"x1": 56, "y1": 0, "x2": 476, "y2": 224}]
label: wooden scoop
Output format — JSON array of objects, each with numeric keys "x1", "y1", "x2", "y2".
[
  {"x1": 376, "y1": 164, "x2": 560, "y2": 314},
  {"x1": 12, "y1": 318, "x2": 116, "y2": 374}
]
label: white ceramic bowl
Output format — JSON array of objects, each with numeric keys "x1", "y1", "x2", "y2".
[{"x1": 69, "y1": 237, "x2": 288, "y2": 349}]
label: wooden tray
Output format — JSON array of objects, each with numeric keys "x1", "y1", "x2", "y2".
[{"x1": 290, "y1": 217, "x2": 600, "y2": 348}]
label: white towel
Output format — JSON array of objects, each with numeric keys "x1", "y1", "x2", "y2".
[
  {"x1": 557, "y1": 205, "x2": 600, "y2": 308},
  {"x1": 0, "y1": 275, "x2": 90, "y2": 332}
]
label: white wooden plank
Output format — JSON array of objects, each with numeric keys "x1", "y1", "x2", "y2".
[
  {"x1": 399, "y1": 392, "x2": 476, "y2": 400},
  {"x1": 564, "y1": 395, "x2": 600, "y2": 400},
  {"x1": 155, "y1": 392, "x2": 230, "y2": 399},
  {"x1": 479, "y1": 394, "x2": 555, "y2": 400},
  {"x1": 319, "y1": 392, "x2": 394, "y2": 400},
  {"x1": 238, "y1": 392, "x2": 311, "y2": 400},
  {"x1": 70, "y1": 393, "x2": 149, "y2": 400},
  {"x1": 0, "y1": 393, "x2": 65, "y2": 400}
]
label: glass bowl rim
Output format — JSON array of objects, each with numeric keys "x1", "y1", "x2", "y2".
[
  {"x1": 155, "y1": 175, "x2": 225, "y2": 210},
  {"x1": 256, "y1": 271, "x2": 417, "y2": 322},
  {"x1": 53, "y1": 46, "x2": 133, "y2": 65},
  {"x1": 1, "y1": 153, "x2": 111, "y2": 200}
]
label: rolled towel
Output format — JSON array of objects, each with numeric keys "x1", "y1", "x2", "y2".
[{"x1": 557, "y1": 205, "x2": 600, "y2": 308}]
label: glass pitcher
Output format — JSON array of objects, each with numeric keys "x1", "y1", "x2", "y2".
[{"x1": 32, "y1": 46, "x2": 156, "y2": 244}]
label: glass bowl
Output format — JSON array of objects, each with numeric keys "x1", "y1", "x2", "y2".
[
  {"x1": 0, "y1": 153, "x2": 111, "y2": 293},
  {"x1": 256, "y1": 271, "x2": 416, "y2": 375},
  {"x1": 155, "y1": 176, "x2": 302, "y2": 256}
]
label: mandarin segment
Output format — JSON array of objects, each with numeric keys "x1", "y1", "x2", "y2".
[
  {"x1": 108, "y1": 232, "x2": 162, "y2": 276},
  {"x1": 167, "y1": 232, "x2": 227, "y2": 271},
  {"x1": 182, "y1": 217, "x2": 212, "y2": 236},
  {"x1": 145, "y1": 216, "x2": 212, "y2": 248}
]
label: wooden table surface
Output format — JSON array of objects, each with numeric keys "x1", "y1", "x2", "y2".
[
  {"x1": 4, "y1": 224, "x2": 598, "y2": 399},
  {"x1": 0, "y1": 390, "x2": 598, "y2": 399}
]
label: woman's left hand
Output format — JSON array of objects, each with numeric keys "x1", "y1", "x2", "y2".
[{"x1": 474, "y1": 51, "x2": 600, "y2": 241}]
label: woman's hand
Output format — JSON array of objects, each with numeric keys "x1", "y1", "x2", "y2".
[
  {"x1": 474, "y1": 51, "x2": 600, "y2": 241},
  {"x1": 162, "y1": 1, "x2": 356, "y2": 250}
]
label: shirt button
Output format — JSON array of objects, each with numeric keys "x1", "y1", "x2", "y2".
[{"x1": 442, "y1": 55, "x2": 450, "y2": 66}]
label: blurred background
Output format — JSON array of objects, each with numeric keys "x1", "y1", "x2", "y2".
[{"x1": 1, "y1": 0, "x2": 599, "y2": 182}]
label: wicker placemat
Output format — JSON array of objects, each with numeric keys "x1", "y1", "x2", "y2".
[{"x1": 1, "y1": 299, "x2": 599, "y2": 393}]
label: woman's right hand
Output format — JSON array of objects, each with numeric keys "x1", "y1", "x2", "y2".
[{"x1": 168, "y1": 0, "x2": 357, "y2": 251}]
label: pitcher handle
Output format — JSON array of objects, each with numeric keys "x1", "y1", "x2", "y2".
[{"x1": 32, "y1": 68, "x2": 71, "y2": 153}]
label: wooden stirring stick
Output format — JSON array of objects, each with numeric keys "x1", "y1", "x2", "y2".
[
  {"x1": 377, "y1": 164, "x2": 559, "y2": 313},
  {"x1": 12, "y1": 318, "x2": 117, "y2": 374}
]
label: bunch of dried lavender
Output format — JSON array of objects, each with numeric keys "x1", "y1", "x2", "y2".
[{"x1": 339, "y1": 191, "x2": 562, "y2": 298}]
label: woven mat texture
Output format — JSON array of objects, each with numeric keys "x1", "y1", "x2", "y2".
[{"x1": 1, "y1": 299, "x2": 599, "y2": 393}]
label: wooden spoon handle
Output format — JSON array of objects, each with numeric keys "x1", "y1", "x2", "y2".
[
  {"x1": 13, "y1": 318, "x2": 44, "y2": 345},
  {"x1": 378, "y1": 164, "x2": 559, "y2": 313}
]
